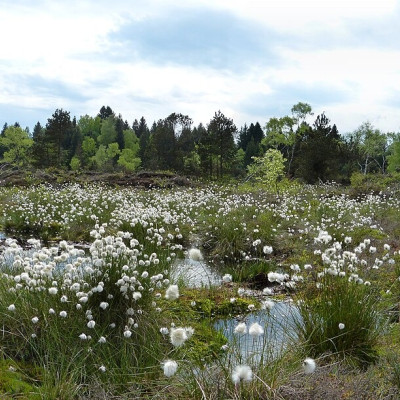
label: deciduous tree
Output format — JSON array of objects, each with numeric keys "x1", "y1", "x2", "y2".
[{"x1": 0, "y1": 126, "x2": 33, "y2": 167}]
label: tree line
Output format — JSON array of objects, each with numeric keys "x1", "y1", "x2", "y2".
[{"x1": 1, "y1": 102, "x2": 399, "y2": 183}]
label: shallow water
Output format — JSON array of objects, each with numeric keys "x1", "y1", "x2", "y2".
[
  {"x1": 171, "y1": 257, "x2": 222, "y2": 287},
  {"x1": 214, "y1": 301, "x2": 299, "y2": 364}
]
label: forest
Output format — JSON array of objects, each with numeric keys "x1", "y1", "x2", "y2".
[{"x1": 1, "y1": 102, "x2": 399, "y2": 184}]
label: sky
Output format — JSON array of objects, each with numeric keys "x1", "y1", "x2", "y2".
[{"x1": 0, "y1": 0, "x2": 400, "y2": 135}]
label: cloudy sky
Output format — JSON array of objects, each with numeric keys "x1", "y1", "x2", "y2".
[{"x1": 1, "y1": 0, "x2": 399, "y2": 134}]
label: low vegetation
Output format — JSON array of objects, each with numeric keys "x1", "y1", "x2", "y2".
[{"x1": 0, "y1": 177, "x2": 399, "y2": 399}]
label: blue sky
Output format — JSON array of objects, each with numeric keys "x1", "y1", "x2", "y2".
[{"x1": 1, "y1": 0, "x2": 399, "y2": 134}]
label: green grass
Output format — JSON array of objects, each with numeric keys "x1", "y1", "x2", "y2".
[
  {"x1": 0, "y1": 181, "x2": 399, "y2": 398},
  {"x1": 295, "y1": 275, "x2": 384, "y2": 367}
]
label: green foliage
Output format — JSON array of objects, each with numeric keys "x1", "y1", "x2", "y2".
[
  {"x1": 294, "y1": 113, "x2": 344, "y2": 183},
  {"x1": 350, "y1": 172, "x2": 389, "y2": 195},
  {"x1": 122, "y1": 128, "x2": 139, "y2": 152},
  {"x1": 94, "y1": 142, "x2": 120, "y2": 170},
  {"x1": 97, "y1": 116, "x2": 116, "y2": 146},
  {"x1": 387, "y1": 141, "x2": 400, "y2": 173},
  {"x1": 247, "y1": 149, "x2": 286, "y2": 193},
  {"x1": 45, "y1": 108, "x2": 74, "y2": 168},
  {"x1": 207, "y1": 110, "x2": 237, "y2": 178},
  {"x1": 183, "y1": 146, "x2": 202, "y2": 175},
  {"x1": 295, "y1": 275, "x2": 383, "y2": 366},
  {"x1": 81, "y1": 136, "x2": 97, "y2": 166},
  {"x1": 78, "y1": 114, "x2": 101, "y2": 140},
  {"x1": 352, "y1": 122, "x2": 389, "y2": 174},
  {"x1": 69, "y1": 155, "x2": 81, "y2": 171},
  {"x1": 0, "y1": 126, "x2": 33, "y2": 167},
  {"x1": 117, "y1": 148, "x2": 141, "y2": 171}
]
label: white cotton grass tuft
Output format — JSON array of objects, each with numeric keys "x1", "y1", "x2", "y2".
[
  {"x1": 160, "y1": 327, "x2": 169, "y2": 335},
  {"x1": 98, "y1": 336, "x2": 106, "y2": 343},
  {"x1": 338, "y1": 323, "x2": 345, "y2": 330},
  {"x1": 261, "y1": 300, "x2": 275, "y2": 310},
  {"x1": 262, "y1": 287, "x2": 272, "y2": 295},
  {"x1": 188, "y1": 248, "x2": 203, "y2": 261},
  {"x1": 234, "y1": 322, "x2": 247, "y2": 335},
  {"x1": 302, "y1": 358, "x2": 316, "y2": 374},
  {"x1": 263, "y1": 245, "x2": 273, "y2": 254},
  {"x1": 162, "y1": 360, "x2": 178, "y2": 377},
  {"x1": 124, "y1": 329, "x2": 132, "y2": 338},
  {"x1": 7, "y1": 304, "x2": 16, "y2": 312},
  {"x1": 165, "y1": 284, "x2": 179, "y2": 300},
  {"x1": 222, "y1": 273, "x2": 232, "y2": 283},
  {"x1": 170, "y1": 327, "x2": 190, "y2": 347},
  {"x1": 87, "y1": 320, "x2": 96, "y2": 329},
  {"x1": 231, "y1": 365, "x2": 253, "y2": 384},
  {"x1": 249, "y1": 322, "x2": 264, "y2": 338}
]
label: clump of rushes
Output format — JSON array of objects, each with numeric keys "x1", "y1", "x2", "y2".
[{"x1": 295, "y1": 274, "x2": 383, "y2": 366}]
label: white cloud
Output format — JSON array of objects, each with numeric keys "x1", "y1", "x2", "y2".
[
  {"x1": 190, "y1": 0, "x2": 398, "y2": 30},
  {"x1": 0, "y1": 0, "x2": 399, "y2": 132}
]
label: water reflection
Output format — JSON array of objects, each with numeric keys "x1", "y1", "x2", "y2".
[
  {"x1": 214, "y1": 302, "x2": 299, "y2": 365},
  {"x1": 171, "y1": 257, "x2": 222, "y2": 288}
]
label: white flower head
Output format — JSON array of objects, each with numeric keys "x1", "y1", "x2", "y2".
[
  {"x1": 302, "y1": 358, "x2": 316, "y2": 374},
  {"x1": 7, "y1": 304, "x2": 16, "y2": 312},
  {"x1": 338, "y1": 323, "x2": 345, "y2": 330},
  {"x1": 234, "y1": 322, "x2": 247, "y2": 335},
  {"x1": 188, "y1": 248, "x2": 203, "y2": 261},
  {"x1": 98, "y1": 336, "x2": 107, "y2": 343},
  {"x1": 87, "y1": 320, "x2": 96, "y2": 329},
  {"x1": 262, "y1": 300, "x2": 275, "y2": 310},
  {"x1": 249, "y1": 322, "x2": 264, "y2": 338},
  {"x1": 262, "y1": 287, "x2": 272, "y2": 295},
  {"x1": 170, "y1": 327, "x2": 188, "y2": 347},
  {"x1": 222, "y1": 274, "x2": 232, "y2": 283},
  {"x1": 124, "y1": 328, "x2": 132, "y2": 338},
  {"x1": 165, "y1": 284, "x2": 179, "y2": 300},
  {"x1": 160, "y1": 327, "x2": 169, "y2": 335},
  {"x1": 232, "y1": 365, "x2": 252, "y2": 384},
  {"x1": 344, "y1": 236, "x2": 352, "y2": 244},
  {"x1": 162, "y1": 360, "x2": 178, "y2": 377},
  {"x1": 263, "y1": 245, "x2": 273, "y2": 255}
]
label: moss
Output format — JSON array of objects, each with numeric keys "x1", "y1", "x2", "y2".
[
  {"x1": 158, "y1": 285, "x2": 261, "y2": 363},
  {"x1": 0, "y1": 360, "x2": 41, "y2": 398}
]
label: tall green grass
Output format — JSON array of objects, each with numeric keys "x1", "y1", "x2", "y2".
[{"x1": 295, "y1": 274, "x2": 384, "y2": 366}]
